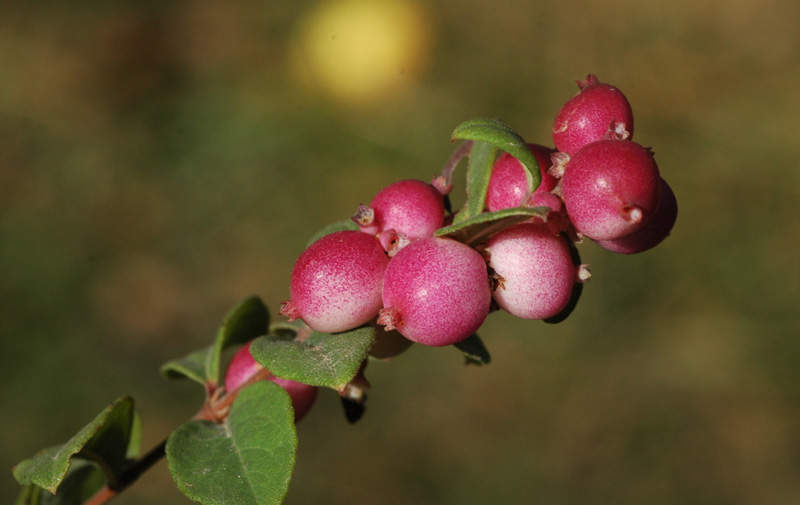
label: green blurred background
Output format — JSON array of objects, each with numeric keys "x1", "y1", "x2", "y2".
[{"x1": 3, "y1": 0, "x2": 799, "y2": 503}]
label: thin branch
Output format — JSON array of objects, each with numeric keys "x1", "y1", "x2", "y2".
[{"x1": 83, "y1": 439, "x2": 167, "y2": 505}]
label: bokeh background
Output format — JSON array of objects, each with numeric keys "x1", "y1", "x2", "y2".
[{"x1": 3, "y1": 0, "x2": 799, "y2": 503}]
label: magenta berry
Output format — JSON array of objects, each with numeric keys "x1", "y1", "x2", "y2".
[
  {"x1": 354, "y1": 179, "x2": 445, "y2": 241},
  {"x1": 486, "y1": 224, "x2": 581, "y2": 320},
  {"x1": 552, "y1": 74, "x2": 634, "y2": 155},
  {"x1": 594, "y1": 178, "x2": 678, "y2": 254},
  {"x1": 224, "y1": 342, "x2": 318, "y2": 422},
  {"x1": 378, "y1": 237, "x2": 491, "y2": 346},
  {"x1": 280, "y1": 230, "x2": 388, "y2": 333},
  {"x1": 486, "y1": 143, "x2": 559, "y2": 212},
  {"x1": 561, "y1": 139, "x2": 661, "y2": 241}
]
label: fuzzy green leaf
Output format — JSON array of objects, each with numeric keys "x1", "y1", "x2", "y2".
[
  {"x1": 207, "y1": 296, "x2": 270, "y2": 385},
  {"x1": 161, "y1": 347, "x2": 213, "y2": 385},
  {"x1": 13, "y1": 397, "x2": 135, "y2": 494},
  {"x1": 451, "y1": 117, "x2": 541, "y2": 196},
  {"x1": 166, "y1": 381, "x2": 297, "y2": 505},
  {"x1": 161, "y1": 296, "x2": 269, "y2": 386},
  {"x1": 14, "y1": 461, "x2": 107, "y2": 505},
  {"x1": 452, "y1": 140, "x2": 497, "y2": 224},
  {"x1": 435, "y1": 206, "x2": 550, "y2": 247},
  {"x1": 250, "y1": 326, "x2": 376, "y2": 390}
]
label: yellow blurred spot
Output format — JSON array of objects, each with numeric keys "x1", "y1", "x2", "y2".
[{"x1": 291, "y1": 0, "x2": 432, "y2": 104}]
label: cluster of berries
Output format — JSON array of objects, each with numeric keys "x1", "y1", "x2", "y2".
[
  {"x1": 487, "y1": 74, "x2": 677, "y2": 254},
  {"x1": 223, "y1": 75, "x2": 677, "y2": 420},
  {"x1": 276, "y1": 74, "x2": 677, "y2": 351}
]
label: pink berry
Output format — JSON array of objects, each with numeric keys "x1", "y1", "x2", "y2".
[
  {"x1": 378, "y1": 237, "x2": 491, "y2": 346},
  {"x1": 561, "y1": 139, "x2": 661, "y2": 241},
  {"x1": 593, "y1": 178, "x2": 678, "y2": 254},
  {"x1": 486, "y1": 143, "x2": 559, "y2": 212},
  {"x1": 553, "y1": 74, "x2": 634, "y2": 155},
  {"x1": 224, "y1": 342, "x2": 318, "y2": 422},
  {"x1": 353, "y1": 179, "x2": 445, "y2": 241},
  {"x1": 486, "y1": 224, "x2": 580, "y2": 320},
  {"x1": 280, "y1": 230, "x2": 388, "y2": 333}
]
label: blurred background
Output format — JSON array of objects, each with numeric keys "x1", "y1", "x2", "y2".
[{"x1": 2, "y1": 0, "x2": 799, "y2": 503}]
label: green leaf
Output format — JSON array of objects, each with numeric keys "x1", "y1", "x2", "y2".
[
  {"x1": 161, "y1": 347, "x2": 214, "y2": 385},
  {"x1": 305, "y1": 218, "x2": 359, "y2": 247},
  {"x1": 435, "y1": 206, "x2": 550, "y2": 247},
  {"x1": 207, "y1": 296, "x2": 271, "y2": 385},
  {"x1": 13, "y1": 397, "x2": 135, "y2": 493},
  {"x1": 454, "y1": 334, "x2": 491, "y2": 365},
  {"x1": 126, "y1": 410, "x2": 143, "y2": 460},
  {"x1": 452, "y1": 140, "x2": 497, "y2": 224},
  {"x1": 161, "y1": 296, "x2": 269, "y2": 386},
  {"x1": 15, "y1": 461, "x2": 108, "y2": 505},
  {"x1": 451, "y1": 117, "x2": 541, "y2": 196},
  {"x1": 167, "y1": 381, "x2": 297, "y2": 505},
  {"x1": 250, "y1": 326, "x2": 376, "y2": 390}
]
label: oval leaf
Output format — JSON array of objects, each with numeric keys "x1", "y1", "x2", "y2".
[
  {"x1": 160, "y1": 296, "x2": 269, "y2": 387},
  {"x1": 167, "y1": 381, "x2": 297, "y2": 505},
  {"x1": 451, "y1": 117, "x2": 541, "y2": 196},
  {"x1": 250, "y1": 326, "x2": 376, "y2": 390},
  {"x1": 160, "y1": 347, "x2": 214, "y2": 385},
  {"x1": 435, "y1": 206, "x2": 550, "y2": 247},
  {"x1": 13, "y1": 397, "x2": 135, "y2": 493},
  {"x1": 208, "y1": 296, "x2": 270, "y2": 385},
  {"x1": 15, "y1": 461, "x2": 107, "y2": 505},
  {"x1": 451, "y1": 140, "x2": 498, "y2": 224}
]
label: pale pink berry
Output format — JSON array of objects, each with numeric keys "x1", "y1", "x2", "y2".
[
  {"x1": 486, "y1": 143, "x2": 559, "y2": 211},
  {"x1": 553, "y1": 74, "x2": 634, "y2": 155},
  {"x1": 224, "y1": 342, "x2": 318, "y2": 422},
  {"x1": 280, "y1": 230, "x2": 388, "y2": 333},
  {"x1": 486, "y1": 224, "x2": 579, "y2": 320},
  {"x1": 378, "y1": 237, "x2": 491, "y2": 347},
  {"x1": 353, "y1": 179, "x2": 445, "y2": 241},
  {"x1": 593, "y1": 178, "x2": 678, "y2": 254},
  {"x1": 561, "y1": 139, "x2": 661, "y2": 241}
]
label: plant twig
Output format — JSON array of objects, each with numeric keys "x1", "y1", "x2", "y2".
[{"x1": 84, "y1": 439, "x2": 167, "y2": 505}]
